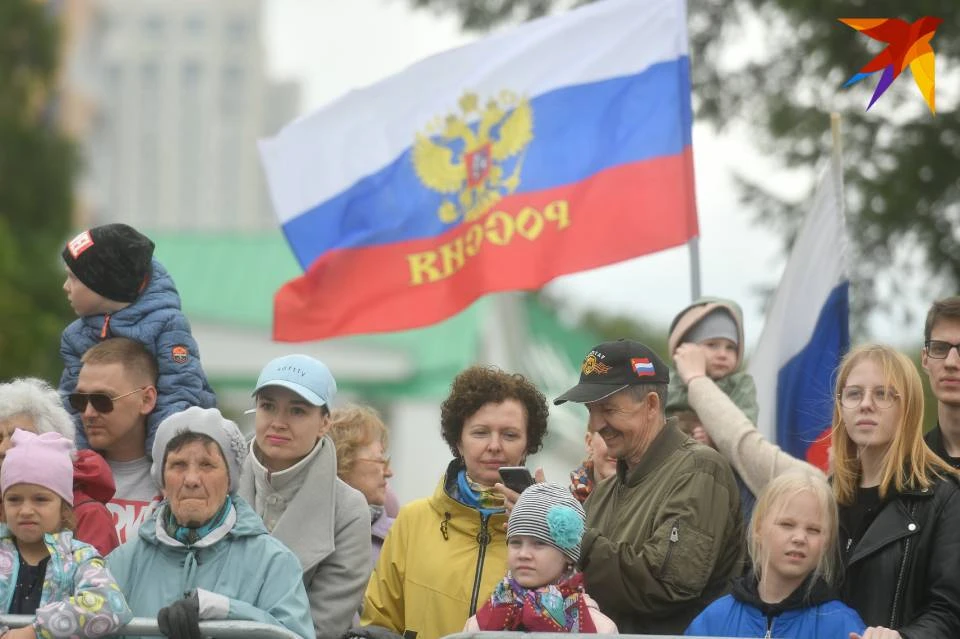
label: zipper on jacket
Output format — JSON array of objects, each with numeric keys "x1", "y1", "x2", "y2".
[
  {"x1": 100, "y1": 313, "x2": 112, "y2": 339},
  {"x1": 764, "y1": 614, "x2": 774, "y2": 639},
  {"x1": 663, "y1": 520, "x2": 680, "y2": 573},
  {"x1": 889, "y1": 502, "x2": 918, "y2": 627},
  {"x1": 440, "y1": 512, "x2": 451, "y2": 541},
  {"x1": 468, "y1": 513, "x2": 492, "y2": 615}
]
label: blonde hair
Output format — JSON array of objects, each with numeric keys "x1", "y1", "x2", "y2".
[
  {"x1": 328, "y1": 404, "x2": 388, "y2": 478},
  {"x1": 749, "y1": 472, "x2": 839, "y2": 587},
  {"x1": 831, "y1": 344, "x2": 956, "y2": 505}
]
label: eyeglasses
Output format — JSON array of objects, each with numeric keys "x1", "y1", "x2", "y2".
[
  {"x1": 356, "y1": 456, "x2": 391, "y2": 470},
  {"x1": 925, "y1": 340, "x2": 960, "y2": 360},
  {"x1": 838, "y1": 386, "x2": 899, "y2": 410},
  {"x1": 68, "y1": 387, "x2": 147, "y2": 414}
]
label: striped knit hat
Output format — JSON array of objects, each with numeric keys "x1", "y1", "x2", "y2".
[{"x1": 507, "y1": 482, "x2": 586, "y2": 563}]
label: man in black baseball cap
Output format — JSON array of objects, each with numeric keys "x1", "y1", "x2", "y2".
[{"x1": 555, "y1": 339, "x2": 743, "y2": 635}]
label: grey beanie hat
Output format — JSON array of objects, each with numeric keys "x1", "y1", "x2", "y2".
[
  {"x1": 682, "y1": 308, "x2": 739, "y2": 347},
  {"x1": 151, "y1": 407, "x2": 248, "y2": 494},
  {"x1": 507, "y1": 482, "x2": 586, "y2": 564}
]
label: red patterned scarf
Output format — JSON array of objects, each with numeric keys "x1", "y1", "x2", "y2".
[{"x1": 475, "y1": 572, "x2": 598, "y2": 632}]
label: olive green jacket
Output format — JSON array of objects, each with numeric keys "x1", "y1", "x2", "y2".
[{"x1": 580, "y1": 420, "x2": 744, "y2": 634}]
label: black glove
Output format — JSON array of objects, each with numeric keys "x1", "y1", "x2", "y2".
[
  {"x1": 339, "y1": 626, "x2": 405, "y2": 639},
  {"x1": 158, "y1": 591, "x2": 201, "y2": 639}
]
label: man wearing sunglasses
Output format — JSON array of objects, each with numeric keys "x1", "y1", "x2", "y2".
[
  {"x1": 922, "y1": 297, "x2": 960, "y2": 469},
  {"x1": 73, "y1": 337, "x2": 163, "y2": 542}
]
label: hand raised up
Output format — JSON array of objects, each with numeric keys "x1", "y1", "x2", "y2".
[
  {"x1": 673, "y1": 343, "x2": 708, "y2": 384},
  {"x1": 494, "y1": 467, "x2": 546, "y2": 523}
]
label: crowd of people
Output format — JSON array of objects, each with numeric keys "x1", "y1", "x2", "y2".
[{"x1": 0, "y1": 221, "x2": 958, "y2": 639}]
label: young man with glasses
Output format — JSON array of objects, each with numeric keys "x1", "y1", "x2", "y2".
[
  {"x1": 922, "y1": 297, "x2": 960, "y2": 468},
  {"x1": 73, "y1": 337, "x2": 162, "y2": 542}
]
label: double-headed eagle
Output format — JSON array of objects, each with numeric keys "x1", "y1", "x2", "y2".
[{"x1": 413, "y1": 91, "x2": 533, "y2": 224}]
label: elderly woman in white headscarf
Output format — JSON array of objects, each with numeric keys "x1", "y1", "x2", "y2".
[{"x1": 107, "y1": 407, "x2": 315, "y2": 639}]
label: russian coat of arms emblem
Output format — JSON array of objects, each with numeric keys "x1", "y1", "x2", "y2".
[{"x1": 412, "y1": 91, "x2": 533, "y2": 224}]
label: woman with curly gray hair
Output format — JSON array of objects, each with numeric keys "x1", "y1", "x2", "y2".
[
  {"x1": 0, "y1": 377, "x2": 119, "y2": 554},
  {"x1": 0, "y1": 378, "x2": 75, "y2": 451}
]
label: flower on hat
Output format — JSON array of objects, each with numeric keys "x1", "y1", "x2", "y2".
[{"x1": 546, "y1": 505, "x2": 584, "y2": 550}]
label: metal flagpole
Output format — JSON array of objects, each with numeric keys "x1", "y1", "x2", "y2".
[
  {"x1": 830, "y1": 112, "x2": 845, "y2": 206},
  {"x1": 688, "y1": 236, "x2": 702, "y2": 301}
]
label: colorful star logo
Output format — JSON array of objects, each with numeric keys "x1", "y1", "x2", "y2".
[{"x1": 840, "y1": 17, "x2": 943, "y2": 114}]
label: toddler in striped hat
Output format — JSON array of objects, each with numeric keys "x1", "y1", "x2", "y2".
[{"x1": 465, "y1": 482, "x2": 617, "y2": 633}]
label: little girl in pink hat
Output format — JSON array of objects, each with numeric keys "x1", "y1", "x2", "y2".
[{"x1": 0, "y1": 429, "x2": 131, "y2": 638}]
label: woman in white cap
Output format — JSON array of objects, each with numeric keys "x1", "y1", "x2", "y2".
[
  {"x1": 464, "y1": 482, "x2": 617, "y2": 633},
  {"x1": 238, "y1": 354, "x2": 370, "y2": 636}
]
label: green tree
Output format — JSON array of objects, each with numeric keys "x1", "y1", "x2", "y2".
[
  {"x1": 408, "y1": 0, "x2": 959, "y2": 328},
  {"x1": 0, "y1": 1, "x2": 76, "y2": 380}
]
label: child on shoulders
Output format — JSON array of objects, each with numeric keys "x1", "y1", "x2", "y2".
[
  {"x1": 667, "y1": 297, "x2": 758, "y2": 422},
  {"x1": 59, "y1": 223, "x2": 215, "y2": 453}
]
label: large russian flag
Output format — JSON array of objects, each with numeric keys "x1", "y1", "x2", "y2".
[
  {"x1": 748, "y1": 166, "x2": 850, "y2": 471},
  {"x1": 259, "y1": 0, "x2": 697, "y2": 341}
]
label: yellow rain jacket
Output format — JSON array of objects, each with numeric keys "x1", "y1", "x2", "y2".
[{"x1": 361, "y1": 460, "x2": 507, "y2": 639}]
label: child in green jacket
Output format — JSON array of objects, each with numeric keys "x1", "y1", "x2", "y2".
[{"x1": 666, "y1": 297, "x2": 758, "y2": 424}]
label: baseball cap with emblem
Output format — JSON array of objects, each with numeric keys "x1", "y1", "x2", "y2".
[
  {"x1": 252, "y1": 354, "x2": 337, "y2": 407},
  {"x1": 553, "y1": 339, "x2": 669, "y2": 405}
]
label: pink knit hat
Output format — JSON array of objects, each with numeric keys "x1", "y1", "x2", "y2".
[{"x1": 1, "y1": 430, "x2": 74, "y2": 505}]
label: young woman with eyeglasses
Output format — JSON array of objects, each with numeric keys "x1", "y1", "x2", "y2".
[{"x1": 831, "y1": 344, "x2": 960, "y2": 639}]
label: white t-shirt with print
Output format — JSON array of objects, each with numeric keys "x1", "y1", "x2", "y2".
[{"x1": 107, "y1": 457, "x2": 162, "y2": 543}]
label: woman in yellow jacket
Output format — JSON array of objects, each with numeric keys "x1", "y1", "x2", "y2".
[{"x1": 361, "y1": 366, "x2": 550, "y2": 639}]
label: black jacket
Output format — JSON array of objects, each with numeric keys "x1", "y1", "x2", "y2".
[
  {"x1": 839, "y1": 474, "x2": 960, "y2": 638},
  {"x1": 924, "y1": 425, "x2": 960, "y2": 469}
]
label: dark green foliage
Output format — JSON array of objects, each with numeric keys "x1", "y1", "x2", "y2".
[
  {"x1": 0, "y1": 1, "x2": 76, "y2": 380},
  {"x1": 407, "y1": 0, "x2": 960, "y2": 331}
]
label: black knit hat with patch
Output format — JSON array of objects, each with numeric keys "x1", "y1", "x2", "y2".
[{"x1": 62, "y1": 224, "x2": 155, "y2": 303}]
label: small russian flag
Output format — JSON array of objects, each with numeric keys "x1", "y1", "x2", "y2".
[{"x1": 632, "y1": 357, "x2": 656, "y2": 377}]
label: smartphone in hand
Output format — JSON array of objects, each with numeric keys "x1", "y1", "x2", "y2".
[{"x1": 498, "y1": 466, "x2": 535, "y2": 494}]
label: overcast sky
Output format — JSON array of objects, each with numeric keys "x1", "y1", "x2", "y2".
[{"x1": 262, "y1": 0, "x2": 930, "y2": 350}]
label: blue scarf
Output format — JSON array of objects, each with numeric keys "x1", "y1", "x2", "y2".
[
  {"x1": 455, "y1": 469, "x2": 505, "y2": 517},
  {"x1": 164, "y1": 496, "x2": 233, "y2": 546}
]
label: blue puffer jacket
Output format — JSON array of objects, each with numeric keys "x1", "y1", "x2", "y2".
[
  {"x1": 59, "y1": 258, "x2": 216, "y2": 453},
  {"x1": 686, "y1": 575, "x2": 865, "y2": 638}
]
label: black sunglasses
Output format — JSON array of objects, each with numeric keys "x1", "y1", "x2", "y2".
[{"x1": 68, "y1": 387, "x2": 146, "y2": 414}]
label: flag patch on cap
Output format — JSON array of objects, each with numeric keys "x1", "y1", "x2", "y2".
[{"x1": 631, "y1": 358, "x2": 656, "y2": 377}]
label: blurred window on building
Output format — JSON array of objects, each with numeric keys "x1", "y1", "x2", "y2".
[
  {"x1": 180, "y1": 62, "x2": 202, "y2": 226},
  {"x1": 185, "y1": 14, "x2": 205, "y2": 37},
  {"x1": 226, "y1": 17, "x2": 248, "y2": 42},
  {"x1": 143, "y1": 14, "x2": 164, "y2": 38},
  {"x1": 221, "y1": 66, "x2": 244, "y2": 116},
  {"x1": 139, "y1": 62, "x2": 160, "y2": 224},
  {"x1": 105, "y1": 64, "x2": 123, "y2": 221}
]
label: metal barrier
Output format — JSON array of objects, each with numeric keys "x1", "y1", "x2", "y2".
[
  {"x1": 448, "y1": 633, "x2": 741, "y2": 639},
  {"x1": 0, "y1": 615, "x2": 305, "y2": 639}
]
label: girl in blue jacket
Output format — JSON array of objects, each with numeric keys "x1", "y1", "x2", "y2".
[{"x1": 686, "y1": 472, "x2": 865, "y2": 639}]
